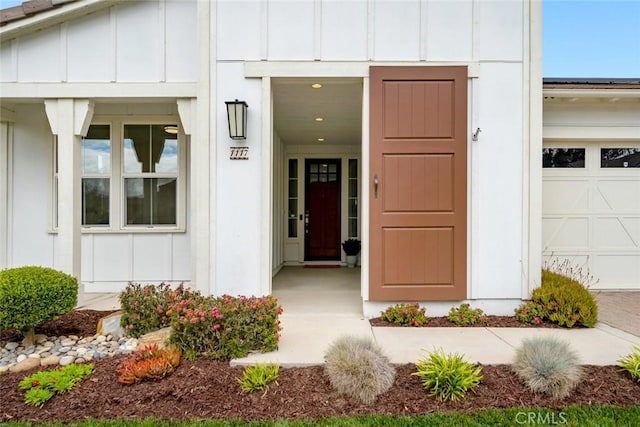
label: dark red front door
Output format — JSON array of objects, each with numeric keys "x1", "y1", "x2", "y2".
[{"x1": 305, "y1": 159, "x2": 341, "y2": 260}]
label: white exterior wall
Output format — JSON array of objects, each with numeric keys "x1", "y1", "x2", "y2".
[
  {"x1": 5, "y1": 103, "x2": 191, "y2": 292},
  {"x1": 0, "y1": 0, "x2": 196, "y2": 83},
  {"x1": 1, "y1": 0, "x2": 539, "y2": 310},
  {"x1": 216, "y1": 0, "x2": 533, "y2": 307}
]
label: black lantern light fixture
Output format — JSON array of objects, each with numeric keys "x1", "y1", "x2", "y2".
[{"x1": 225, "y1": 99, "x2": 248, "y2": 140}]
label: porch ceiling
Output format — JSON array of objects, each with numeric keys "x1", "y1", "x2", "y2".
[{"x1": 273, "y1": 78, "x2": 363, "y2": 146}]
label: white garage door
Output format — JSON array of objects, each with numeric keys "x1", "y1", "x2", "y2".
[{"x1": 542, "y1": 143, "x2": 640, "y2": 289}]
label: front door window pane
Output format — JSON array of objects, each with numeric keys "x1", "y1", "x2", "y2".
[{"x1": 125, "y1": 178, "x2": 177, "y2": 225}]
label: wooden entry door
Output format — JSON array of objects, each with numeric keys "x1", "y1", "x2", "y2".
[
  {"x1": 369, "y1": 66, "x2": 467, "y2": 301},
  {"x1": 305, "y1": 159, "x2": 342, "y2": 260}
]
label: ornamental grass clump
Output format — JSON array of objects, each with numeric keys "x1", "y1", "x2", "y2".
[
  {"x1": 532, "y1": 269, "x2": 598, "y2": 328},
  {"x1": 19, "y1": 363, "x2": 94, "y2": 407},
  {"x1": 619, "y1": 345, "x2": 640, "y2": 383},
  {"x1": 0, "y1": 266, "x2": 77, "y2": 346},
  {"x1": 380, "y1": 303, "x2": 428, "y2": 326},
  {"x1": 324, "y1": 335, "x2": 396, "y2": 404},
  {"x1": 413, "y1": 348, "x2": 483, "y2": 402},
  {"x1": 237, "y1": 363, "x2": 280, "y2": 393},
  {"x1": 513, "y1": 336, "x2": 582, "y2": 399},
  {"x1": 447, "y1": 303, "x2": 487, "y2": 326}
]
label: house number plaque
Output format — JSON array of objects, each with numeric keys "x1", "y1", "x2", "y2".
[{"x1": 230, "y1": 147, "x2": 249, "y2": 160}]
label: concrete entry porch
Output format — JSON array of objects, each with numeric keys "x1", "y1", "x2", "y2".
[{"x1": 272, "y1": 266, "x2": 362, "y2": 317}]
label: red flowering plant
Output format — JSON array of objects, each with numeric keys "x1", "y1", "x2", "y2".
[
  {"x1": 168, "y1": 293, "x2": 284, "y2": 360},
  {"x1": 380, "y1": 303, "x2": 428, "y2": 326},
  {"x1": 119, "y1": 282, "x2": 198, "y2": 338},
  {"x1": 447, "y1": 303, "x2": 487, "y2": 326},
  {"x1": 514, "y1": 300, "x2": 548, "y2": 325}
]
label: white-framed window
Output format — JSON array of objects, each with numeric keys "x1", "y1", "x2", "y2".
[{"x1": 52, "y1": 118, "x2": 185, "y2": 232}]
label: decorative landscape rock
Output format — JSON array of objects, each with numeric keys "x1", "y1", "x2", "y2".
[
  {"x1": 138, "y1": 327, "x2": 172, "y2": 350},
  {"x1": 9, "y1": 357, "x2": 40, "y2": 373},
  {"x1": 97, "y1": 311, "x2": 125, "y2": 337},
  {"x1": 0, "y1": 333, "x2": 139, "y2": 371}
]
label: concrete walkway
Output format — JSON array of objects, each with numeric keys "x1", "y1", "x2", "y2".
[
  {"x1": 78, "y1": 290, "x2": 640, "y2": 368},
  {"x1": 231, "y1": 314, "x2": 640, "y2": 367}
]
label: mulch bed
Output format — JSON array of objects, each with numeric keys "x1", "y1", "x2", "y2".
[
  {"x1": 369, "y1": 315, "x2": 567, "y2": 328},
  {"x1": 1, "y1": 310, "x2": 638, "y2": 423}
]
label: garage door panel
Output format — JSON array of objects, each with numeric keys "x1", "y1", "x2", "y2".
[
  {"x1": 594, "y1": 217, "x2": 640, "y2": 248},
  {"x1": 593, "y1": 255, "x2": 640, "y2": 288},
  {"x1": 542, "y1": 180, "x2": 589, "y2": 214},
  {"x1": 543, "y1": 217, "x2": 589, "y2": 249},
  {"x1": 595, "y1": 181, "x2": 640, "y2": 211},
  {"x1": 543, "y1": 142, "x2": 640, "y2": 290}
]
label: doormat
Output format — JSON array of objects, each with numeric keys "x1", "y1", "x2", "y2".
[{"x1": 303, "y1": 265, "x2": 342, "y2": 269}]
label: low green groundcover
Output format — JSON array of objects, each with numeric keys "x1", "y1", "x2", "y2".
[{"x1": 0, "y1": 405, "x2": 638, "y2": 426}]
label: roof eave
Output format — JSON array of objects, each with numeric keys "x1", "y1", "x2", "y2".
[{"x1": 543, "y1": 87, "x2": 640, "y2": 99}]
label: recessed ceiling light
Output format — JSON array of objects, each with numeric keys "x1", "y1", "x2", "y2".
[
  {"x1": 164, "y1": 125, "x2": 179, "y2": 134},
  {"x1": 311, "y1": 83, "x2": 322, "y2": 89},
  {"x1": 317, "y1": 138, "x2": 325, "y2": 142},
  {"x1": 314, "y1": 117, "x2": 324, "y2": 122}
]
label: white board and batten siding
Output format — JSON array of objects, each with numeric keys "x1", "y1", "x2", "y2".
[
  {"x1": 0, "y1": 0, "x2": 196, "y2": 83},
  {"x1": 217, "y1": 0, "x2": 532, "y2": 302},
  {"x1": 1, "y1": 0, "x2": 539, "y2": 304},
  {"x1": 543, "y1": 102, "x2": 640, "y2": 289},
  {"x1": 6, "y1": 102, "x2": 191, "y2": 292}
]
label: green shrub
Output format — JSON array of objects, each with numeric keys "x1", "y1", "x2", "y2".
[
  {"x1": 513, "y1": 337, "x2": 582, "y2": 399},
  {"x1": 380, "y1": 303, "x2": 428, "y2": 326},
  {"x1": 531, "y1": 269, "x2": 598, "y2": 328},
  {"x1": 413, "y1": 348, "x2": 482, "y2": 402},
  {"x1": 619, "y1": 345, "x2": 640, "y2": 382},
  {"x1": 447, "y1": 303, "x2": 487, "y2": 326},
  {"x1": 514, "y1": 301, "x2": 548, "y2": 325},
  {"x1": 19, "y1": 363, "x2": 94, "y2": 407},
  {"x1": 119, "y1": 282, "x2": 198, "y2": 337},
  {"x1": 324, "y1": 335, "x2": 396, "y2": 404},
  {"x1": 0, "y1": 266, "x2": 77, "y2": 344},
  {"x1": 168, "y1": 294, "x2": 283, "y2": 360},
  {"x1": 237, "y1": 363, "x2": 280, "y2": 393}
]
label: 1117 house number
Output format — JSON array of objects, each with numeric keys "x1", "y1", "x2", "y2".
[{"x1": 230, "y1": 147, "x2": 249, "y2": 160}]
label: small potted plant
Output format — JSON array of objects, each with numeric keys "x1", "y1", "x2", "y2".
[{"x1": 342, "y1": 238, "x2": 361, "y2": 268}]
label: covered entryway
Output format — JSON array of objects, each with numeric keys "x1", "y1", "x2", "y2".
[
  {"x1": 270, "y1": 77, "x2": 363, "y2": 313},
  {"x1": 542, "y1": 142, "x2": 640, "y2": 289},
  {"x1": 369, "y1": 66, "x2": 468, "y2": 301}
]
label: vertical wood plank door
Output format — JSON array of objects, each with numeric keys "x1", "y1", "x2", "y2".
[{"x1": 369, "y1": 66, "x2": 467, "y2": 301}]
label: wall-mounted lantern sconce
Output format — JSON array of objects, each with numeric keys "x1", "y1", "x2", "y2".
[{"x1": 225, "y1": 99, "x2": 248, "y2": 140}]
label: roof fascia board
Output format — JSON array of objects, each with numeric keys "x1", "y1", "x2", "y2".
[
  {"x1": 0, "y1": 0, "x2": 126, "y2": 41},
  {"x1": 0, "y1": 82, "x2": 197, "y2": 99},
  {"x1": 543, "y1": 88, "x2": 640, "y2": 98}
]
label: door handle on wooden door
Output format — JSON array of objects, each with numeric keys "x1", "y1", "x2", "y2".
[{"x1": 373, "y1": 174, "x2": 379, "y2": 199}]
